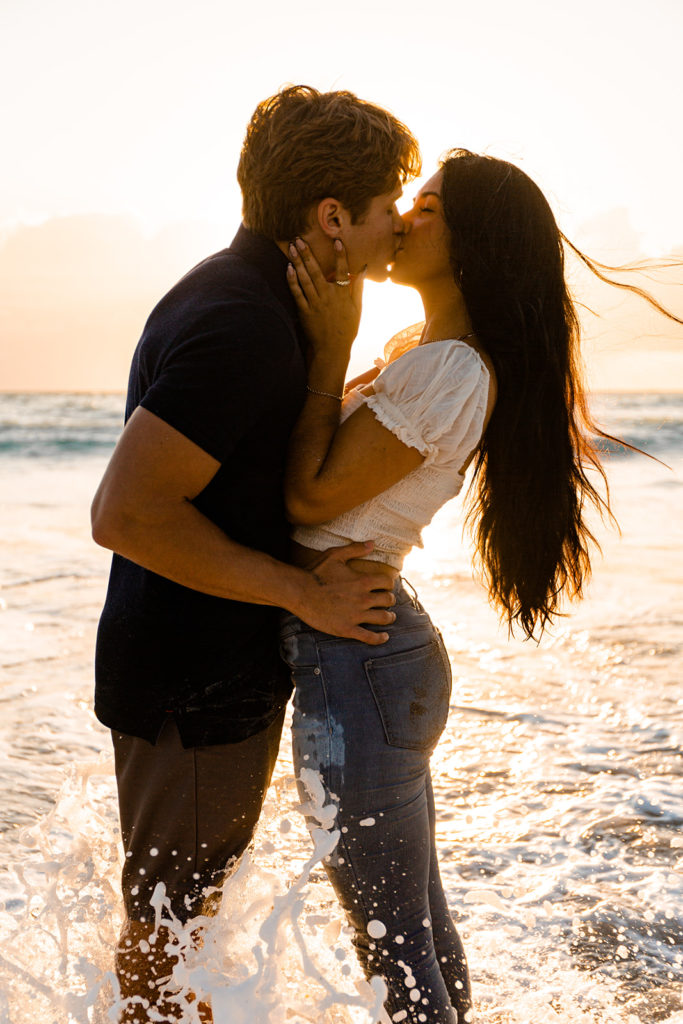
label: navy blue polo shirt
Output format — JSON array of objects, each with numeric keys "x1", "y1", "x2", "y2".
[{"x1": 95, "y1": 226, "x2": 307, "y2": 746}]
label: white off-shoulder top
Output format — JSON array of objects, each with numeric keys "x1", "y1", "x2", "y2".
[{"x1": 291, "y1": 339, "x2": 491, "y2": 569}]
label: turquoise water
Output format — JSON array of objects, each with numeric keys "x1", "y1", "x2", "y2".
[{"x1": 0, "y1": 392, "x2": 682, "y2": 461}]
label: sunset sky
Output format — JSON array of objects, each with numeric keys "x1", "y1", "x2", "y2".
[{"x1": 1, "y1": 0, "x2": 681, "y2": 392}]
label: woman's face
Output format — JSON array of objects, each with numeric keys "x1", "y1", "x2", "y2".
[{"x1": 390, "y1": 170, "x2": 453, "y2": 288}]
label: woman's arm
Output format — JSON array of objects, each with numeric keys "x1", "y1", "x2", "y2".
[
  {"x1": 344, "y1": 365, "x2": 381, "y2": 393},
  {"x1": 285, "y1": 240, "x2": 424, "y2": 526},
  {"x1": 285, "y1": 401, "x2": 424, "y2": 525}
]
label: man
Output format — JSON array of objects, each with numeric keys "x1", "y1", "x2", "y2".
[{"x1": 91, "y1": 85, "x2": 421, "y2": 1021}]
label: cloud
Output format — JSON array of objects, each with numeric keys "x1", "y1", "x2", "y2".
[
  {"x1": 0, "y1": 214, "x2": 226, "y2": 391},
  {"x1": 0, "y1": 209, "x2": 681, "y2": 393},
  {"x1": 574, "y1": 206, "x2": 645, "y2": 263},
  {"x1": 565, "y1": 208, "x2": 683, "y2": 390}
]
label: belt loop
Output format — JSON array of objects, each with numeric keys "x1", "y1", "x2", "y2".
[{"x1": 399, "y1": 575, "x2": 420, "y2": 609}]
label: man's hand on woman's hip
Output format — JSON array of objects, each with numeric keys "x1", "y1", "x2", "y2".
[{"x1": 294, "y1": 541, "x2": 396, "y2": 644}]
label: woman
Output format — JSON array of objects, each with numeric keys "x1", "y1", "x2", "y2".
[{"x1": 279, "y1": 149, "x2": 674, "y2": 1024}]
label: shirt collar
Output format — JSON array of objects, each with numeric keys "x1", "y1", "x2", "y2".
[{"x1": 228, "y1": 224, "x2": 298, "y2": 323}]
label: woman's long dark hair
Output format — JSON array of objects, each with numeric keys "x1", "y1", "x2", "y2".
[{"x1": 439, "y1": 148, "x2": 680, "y2": 640}]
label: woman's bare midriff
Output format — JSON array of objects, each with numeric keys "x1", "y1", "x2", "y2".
[{"x1": 290, "y1": 540, "x2": 399, "y2": 581}]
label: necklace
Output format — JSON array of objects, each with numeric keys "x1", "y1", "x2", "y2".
[{"x1": 419, "y1": 330, "x2": 476, "y2": 345}]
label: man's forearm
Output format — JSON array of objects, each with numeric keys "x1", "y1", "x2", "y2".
[
  {"x1": 90, "y1": 405, "x2": 396, "y2": 643},
  {"x1": 92, "y1": 492, "x2": 396, "y2": 644},
  {"x1": 92, "y1": 490, "x2": 310, "y2": 610}
]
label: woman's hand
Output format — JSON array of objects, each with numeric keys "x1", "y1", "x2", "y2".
[{"x1": 287, "y1": 238, "x2": 365, "y2": 359}]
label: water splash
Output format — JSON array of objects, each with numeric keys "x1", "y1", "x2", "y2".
[{"x1": 0, "y1": 760, "x2": 387, "y2": 1024}]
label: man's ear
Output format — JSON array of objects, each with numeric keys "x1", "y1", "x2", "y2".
[{"x1": 316, "y1": 198, "x2": 351, "y2": 239}]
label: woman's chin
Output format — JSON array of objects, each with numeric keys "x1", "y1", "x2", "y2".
[{"x1": 388, "y1": 265, "x2": 412, "y2": 287}]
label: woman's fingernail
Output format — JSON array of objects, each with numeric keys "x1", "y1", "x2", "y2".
[
  {"x1": 287, "y1": 263, "x2": 294, "y2": 274},
  {"x1": 296, "y1": 237, "x2": 306, "y2": 250},
  {"x1": 289, "y1": 243, "x2": 297, "y2": 258}
]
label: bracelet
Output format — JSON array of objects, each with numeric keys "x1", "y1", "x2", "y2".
[{"x1": 306, "y1": 384, "x2": 343, "y2": 401}]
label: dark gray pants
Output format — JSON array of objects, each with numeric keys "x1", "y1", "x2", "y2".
[{"x1": 112, "y1": 709, "x2": 285, "y2": 923}]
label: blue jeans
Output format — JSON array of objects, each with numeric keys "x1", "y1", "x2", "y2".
[{"x1": 280, "y1": 580, "x2": 471, "y2": 1024}]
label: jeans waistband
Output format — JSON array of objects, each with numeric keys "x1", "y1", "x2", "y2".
[
  {"x1": 279, "y1": 576, "x2": 423, "y2": 638},
  {"x1": 396, "y1": 576, "x2": 420, "y2": 608}
]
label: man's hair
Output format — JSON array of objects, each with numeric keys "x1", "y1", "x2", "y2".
[{"x1": 237, "y1": 85, "x2": 421, "y2": 240}]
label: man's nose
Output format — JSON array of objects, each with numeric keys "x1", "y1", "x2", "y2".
[
  {"x1": 397, "y1": 210, "x2": 411, "y2": 234},
  {"x1": 393, "y1": 207, "x2": 405, "y2": 233}
]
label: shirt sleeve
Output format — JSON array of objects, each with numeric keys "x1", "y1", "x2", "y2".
[
  {"x1": 364, "y1": 341, "x2": 490, "y2": 467},
  {"x1": 139, "y1": 302, "x2": 297, "y2": 463}
]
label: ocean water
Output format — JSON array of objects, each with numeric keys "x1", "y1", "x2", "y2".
[{"x1": 0, "y1": 391, "x2": 681, "y2": 1023}]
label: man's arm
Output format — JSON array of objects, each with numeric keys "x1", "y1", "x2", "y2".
[{"x1": 91, "y1": 407, "x2": 395, "y2": 643}]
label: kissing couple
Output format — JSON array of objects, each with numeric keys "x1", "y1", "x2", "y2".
[{"x1": 93, "y1": 84, "x2": 651, "y2": 1023}]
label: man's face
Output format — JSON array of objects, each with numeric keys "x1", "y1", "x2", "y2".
[{"x1": 342, "y1": 187, "x2": 404, "y2": 281}]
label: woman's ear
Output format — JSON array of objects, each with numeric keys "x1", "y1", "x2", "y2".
[{"x1": 316, "y1": 198, "x2": 351, "y2": 239}]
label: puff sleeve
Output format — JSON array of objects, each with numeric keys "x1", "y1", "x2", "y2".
[{"x1": 364, "y1": 340, "x2": 490, "y2": 468}]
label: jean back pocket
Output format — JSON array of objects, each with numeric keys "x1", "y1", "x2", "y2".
[{"x1": 364, "y1": 638, "x2": 452, "y2": 751}]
